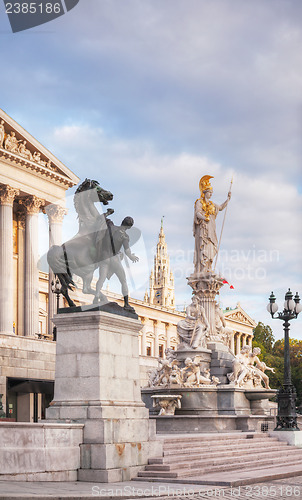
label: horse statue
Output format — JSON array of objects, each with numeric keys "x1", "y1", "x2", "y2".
[
  {"x1": 93, "y1": 216, "x2": 139, "y2": 313},
  {"x1": 47, "y1": 179, "x2": 114, "y2": 307}
]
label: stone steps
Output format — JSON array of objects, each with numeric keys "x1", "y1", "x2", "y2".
[
  {"x1": 146, "y1": 448, "x2": 302, "y2": 471},
  {"x1": 154, "y1": 443, "x2": 289, "y2": 463},
  {"x1": 162, "y1": 439, "x2": 286, "y2": 457},
  {"x1": 135, "y1": 432, "x2": 302, "y2": 485},
  {"x1": 142, "y1": 455, "x2": 302, "y2": 478},
  {"x1": 179, "y1": 455, "x2": 302, "y2": 477},
  {"x1": 162, "y1": 434, "x2": 277, "y2": 448}
]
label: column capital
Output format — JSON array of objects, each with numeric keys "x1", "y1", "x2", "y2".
[
  {"x1": 44, "y1": 204, "x2": 67, "y2": 224},
  {"x1": 0, "y1": 184, "x2": 19, "y2": 206},
  {"x1": 19, "y1": 195, "x2": 44, "y2": 215}
]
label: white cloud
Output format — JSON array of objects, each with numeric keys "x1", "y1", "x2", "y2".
[
  {"x1": 47, "y1": 122, "x2": 302, "y2": 339},
  {"x1": 2, "y1": 0, "x2": 302, "y2": 339}
]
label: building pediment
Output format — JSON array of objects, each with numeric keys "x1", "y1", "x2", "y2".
[
  {"x1": 0, "y1": 109, "x2": 79, "y2": 189},
  {"x1": 224, "y1": 304, "x2": 257, "y2": 328}
]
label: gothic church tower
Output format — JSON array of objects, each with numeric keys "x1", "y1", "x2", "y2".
[{"x1": 144, "y1": 219, "x2": 175, "y2": 309}]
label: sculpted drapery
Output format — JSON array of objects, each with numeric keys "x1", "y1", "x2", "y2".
[{"x1": 193, "y1": 175, "x2": 231, "y2": 273}]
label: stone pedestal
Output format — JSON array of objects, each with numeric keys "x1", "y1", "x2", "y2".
[
  {"x1": 142, "y1": 386, "x2": 251, "y2": 417},
  {"x1": 208, "y1": 341, "x2": 234, "y2": 384},
  {"x1": 245, "y1": 389, "x2": 277, "y2": 415},
  {"x1": 46, "y1": 309, "x2": 161, "y2": 482},
  {"x1": 270, "y1": 430, "x2": 302, "y2": 447},
  {"x1": 187, "y1": 271, "x2": 225, "y2": 337},
  {"x1": 175, "y1": 347, "x2": 211, "y2": 371}
]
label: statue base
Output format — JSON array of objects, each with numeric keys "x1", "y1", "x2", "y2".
[
  {"x1": 46, "y1": 310, "x2": 161, "y2": 482},
  {"x1": 58, "y1": 301, "x2": 138, "y2": 320},
  {"x1": 142, "y1": 385, "x2": 276, "y2": 433},
  {"x1": 208, "y1": 341, "x2": 235, "y2": 384},
  {"x1": 175, "y1": 346, "x2": 211, "y2": 371},
  {"x1": 187, "y1": 271, "x2": 226, "y2": 338}
]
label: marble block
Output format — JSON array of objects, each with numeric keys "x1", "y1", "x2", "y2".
[
  {"x1": 271, "y1": 430, "x2": 302, "y2": 447},
  {"x1": 208, "y1": 341, "x2": 234, "y2": 384},
  {"x1": 46, "y1": 310, "x2": 162, "y2": 482}
]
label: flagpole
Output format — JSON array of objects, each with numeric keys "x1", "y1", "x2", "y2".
[{"x1": 213, "y1": 177, "x2": 233, "y2": 272}]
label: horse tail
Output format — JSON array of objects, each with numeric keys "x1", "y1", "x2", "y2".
[{"x1": 47, "y1": 245, "x2": 75, "y2": 291}]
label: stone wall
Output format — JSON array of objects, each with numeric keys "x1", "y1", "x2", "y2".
[
  {"x1": 0, "y1": 333, "x2": 158, "y2": 417},
  {"x1": 0, "y1": 334, "x2": 56, "y2": 410},
  {"x1": 0, "y1": 421, "x2": 83, "y2": 481},
  {"x1": 139, "y1": 355, "x2": 158, "y2": 387}
]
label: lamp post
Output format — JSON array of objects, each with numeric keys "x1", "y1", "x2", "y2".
[
  {"x1": 267, "y1": 289, "x2": 302, "y2": 431},
  {"x1": 51, "y1": 278, "x2": 62, "y2": 342}
]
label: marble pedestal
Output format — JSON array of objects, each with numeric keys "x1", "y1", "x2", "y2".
[
  {"x1": 270, "y1": 430, "x2": 302, "y2": 447},
  {"x1": 175, "y1": 347, "x2": 211, "y2": 371},
  {"x1": 46, "y1": 309, "x2": 161, "y2": 482},
  {"x1": 208, "y1": 341, "x2": 236, "y2": 384},
  {"x1": 142, "y1": 386, "x2": 251, "y2": 417}
]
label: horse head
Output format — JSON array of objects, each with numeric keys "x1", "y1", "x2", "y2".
[
  {"x1": 75, "y1": 179, "x2": 113, "y2": 208},
  {"x1": 91, "y1": 180, "x2": 113, "y2": 205}
]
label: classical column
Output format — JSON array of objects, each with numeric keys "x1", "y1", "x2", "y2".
[
  {"x1": 45, "y1": 204, "x2": 66, "y2": 336},
  {"x1": 154, "y1": 320, "x2": 160, "y2": 357},
  {"x1": 20, "y1": 195, "x2": 44, "y2": 337},
  {"x1": 230, "y1": 332, "x2": 235, "y2": 353},
  {"x1": 140, "y1": 318, "x2": 147, "y2": 356},
  {"x1": 166, "y1": 323, "x2": 172, "y2": 349},
  {"x1": 241, "y1": 334, "x2": 247, "y2": 347},
  {"x1": 0, "y1": 185, "x2": 19, "y2": 334},
  {"x1": 235, "y1": 333, "x2": 241, "y2": 355},
  {"x1": 17, "y1": 212, "x2": 26, "y2": 335}
]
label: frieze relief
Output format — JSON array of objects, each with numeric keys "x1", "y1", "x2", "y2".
[
  {"x1": 0, "y1": 118, "x2": 69, "y2": 182},
  {"x1": 226, "y1": 310, "x2": 255, "y2": 326}
]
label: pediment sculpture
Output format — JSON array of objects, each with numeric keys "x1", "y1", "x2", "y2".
[{"x1": 0, "y1": 118, "x2": 57, "y2": 172}]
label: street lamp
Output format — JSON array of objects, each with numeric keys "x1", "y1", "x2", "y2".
[
  {"x1": 51, "y1": 277, "x2": 62, "y2": 341},
  {"x1": 267, "y1": 289, "x2": 302, "y2": 431}
]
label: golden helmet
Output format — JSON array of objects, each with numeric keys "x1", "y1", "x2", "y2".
[{"x1": 199, "y1": 175, "x2": 213, "y2": 194}]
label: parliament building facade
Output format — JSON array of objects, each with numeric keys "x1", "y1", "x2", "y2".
[{"x1": 0, "y1": 110, "x2": 256, "y2": 422}]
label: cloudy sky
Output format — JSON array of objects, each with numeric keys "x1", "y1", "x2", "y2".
[{"x1": 1, "y1": 0, "x2": 302, "y2": 339}]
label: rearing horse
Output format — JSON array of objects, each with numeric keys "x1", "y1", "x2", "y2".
[{"x1": 47, "y1": 179, "x2": 113, "y2": 307}]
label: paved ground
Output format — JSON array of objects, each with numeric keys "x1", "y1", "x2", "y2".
[{"x1": 1, "y1": 476, "x2": 302, "y2": 500}]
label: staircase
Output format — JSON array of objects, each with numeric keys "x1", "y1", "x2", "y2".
[{"x1": 134, "y1": 432, "x2": 302, "y2": 486}]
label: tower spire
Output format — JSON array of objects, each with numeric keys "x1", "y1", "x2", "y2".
[{"x1": 145, "y1": 219, "x2": 175, "y2": 309}]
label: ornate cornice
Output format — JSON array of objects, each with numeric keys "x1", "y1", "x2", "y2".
[
  {"x1": 0, "y1": 184, "x2": 20, "y2": 206},
  {"x1": 19, "y1": 195, "x2": 44, "y2": 215},
  {"x1": 44, "y1": 204, "x2": 67, "y2": 224},
  {"x1": 0, "y1": 117, "x2": 75, "y2": 188},
  {"x1": 0, "y1": 149, "x2": 74, "y2": 187}
]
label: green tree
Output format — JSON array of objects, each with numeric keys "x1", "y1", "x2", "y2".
[
  {"x1": 252, "y1": 322, "x2": 282, "y2": 390},
  {"x1": 252, "y1": 322, "x2": 302, "y2": 406},
  {"x1": 253, "y1": 322, "x2": 275, "y2": 354},
  {"x1": 272, "y1": 338, "x2": 302, "y2": 407}
]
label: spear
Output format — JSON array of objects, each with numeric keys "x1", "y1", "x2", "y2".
[{"x1": 213, "y1": 177, "x2": 233, "y2": 272}]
